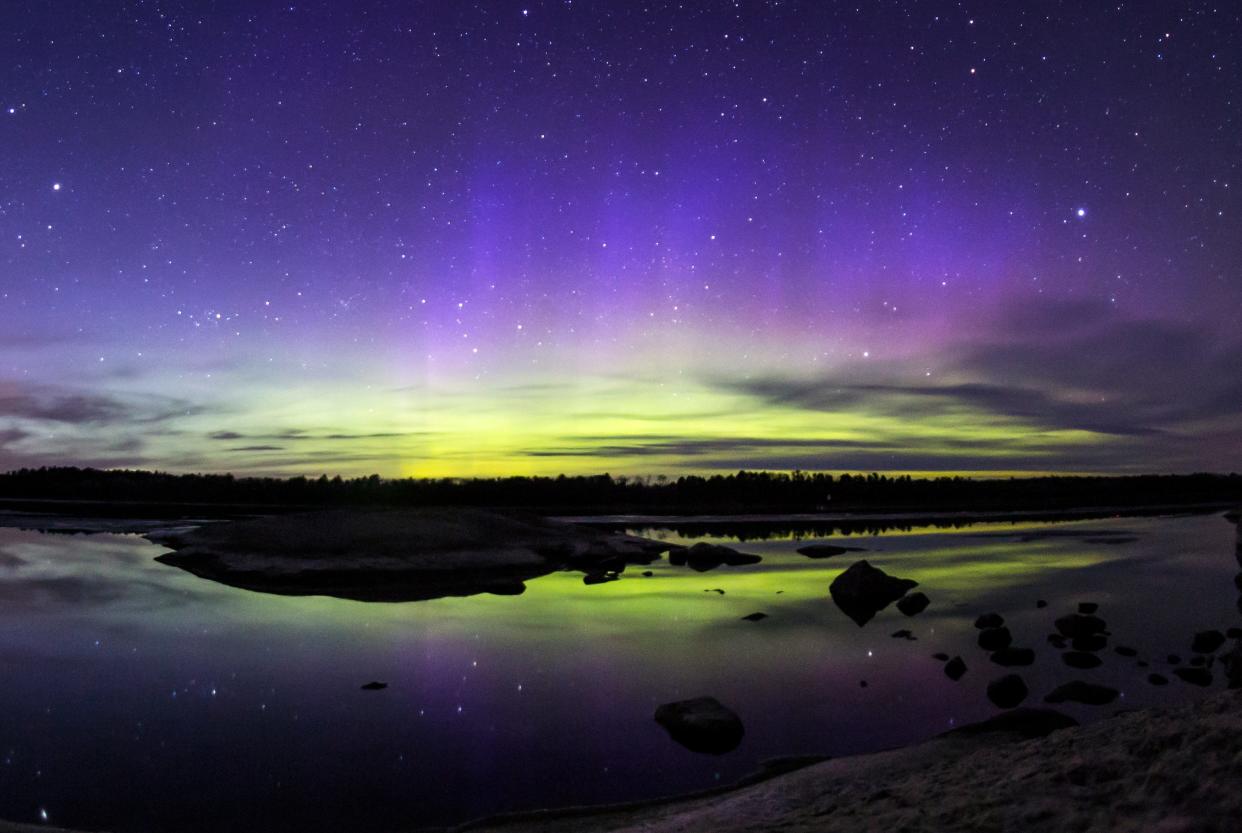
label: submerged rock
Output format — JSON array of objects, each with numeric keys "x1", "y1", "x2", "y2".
[
  {"x1": 1062, "y1": 651, "x2": 1103, "y2": 669},
  {"x1": 1047, "y1": 634, "x2": 1068, "y2": 650},
  {"x1": 990, "y1": 647, "x2": 1036, "y2": 667},
  {"x1": 670, "y1": 543, "x2": 762, "y2": 572},
  {"x1": 1078, "y1": 602, "x2": 1099, "y2": 614},
  {"x1": 944, "y1": 656, "x2": 968, "y2": 681},
  {"x1": 1191, "y1": 630, "x2": 1226, "y2": 654},
  {"x1": 891, "y1": 629, "x2": 916, "y2": 641},
  {"x1": 1114, "y1": 645, "x2": 1138, "y2": 657},
  {"x1": 795, "y1": 543, "x2": 863, "y2": 558},
  {"x1": 1167, "y1": 654, "x2": 1183, "y2": 665},
  {"x1": 741, "y1": 612, "x2": 768, "y2": 622},
  {"x1": 1044, "y1": 681, "x2": 1118, "y2": 706},
  {"x1": 978, "y1": 627, "x2": 1013, "y2": 652},
  {"x1": 1148, "y1": 673, "x2": 1169, "y2": 686},
  {"x1": 896, "y1": 592, "x2": 930, "y2": 616},
  {"x1": 829, "y1": 560, "x2": 918, "y2": 626},
  {"x1": 975, "y1": 613, "x2": 1004, "y2": 629},
  {"x1": 1173, "y1": 667, "x2": 1213, "y2": 687},
  {"x1": 933, "y1": 652, "x2": 950, "y2": 661},
  {"x1": 987, "y1": 674, "x2": 1029, "y2": 709},
  {"x1": 1071, "y1": 633, "x2": 1108, "y2": 652},
  {"x1": 654, "y1": 696, "x2": 744, "y2": 755},
  {"x1": 360, "y1": 681, "x2": 387, "y2": 691},
  {"x1": 1036, "y1": 599, "x2": 1048, "y2": 609},
  {"x1": 1054, "y1": 614, "x2": 1107, "y2": 639}
]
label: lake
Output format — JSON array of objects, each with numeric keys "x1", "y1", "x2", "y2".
[{"x1": 0, "y1": 510, "x2": 1237, "y2": 832}]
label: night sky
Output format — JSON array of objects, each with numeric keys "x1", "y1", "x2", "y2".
[{"x1": 2, "y1": 1, "x2": 1240, "y2": 477}]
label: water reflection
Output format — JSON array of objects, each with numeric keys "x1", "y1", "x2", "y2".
[{"x1": 0, "y1": 512, "x2": 1237, "y2": 832}]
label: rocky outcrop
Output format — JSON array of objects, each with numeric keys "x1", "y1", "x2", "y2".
[{"x1": 668, "y1": 543, "x2": 762, "y2": 572}]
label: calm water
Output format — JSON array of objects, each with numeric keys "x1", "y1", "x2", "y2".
[{"x1": 0, "y1": 512, "x2": 1238, "y2": 832}]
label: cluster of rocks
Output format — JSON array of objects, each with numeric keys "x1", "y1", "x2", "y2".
[{"x1": 828, "y1": 560, "x2": 924, "y2": 626}]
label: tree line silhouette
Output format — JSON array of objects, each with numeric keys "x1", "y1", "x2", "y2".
[{"x1": 1, "y1": 466, "x2": 1239, "y2": 515}]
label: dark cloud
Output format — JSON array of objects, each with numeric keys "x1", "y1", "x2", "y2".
[
  {"x1": 209, "y1": 431, "x2": 245, "y2": 440},
  {"x1": 228, "y1": 445, "x2": 285, "y2": 452},
  {"x1": 0, "y1": 381, "x2": 203, "y2": 426}
]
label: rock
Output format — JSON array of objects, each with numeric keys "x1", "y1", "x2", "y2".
[
  {"x1": 987, "y1": 674, "x2": 1029, "y2": 709},
  {"x1": 978, "y1": 627, "x2": 1013, "y2": 652},
  {"x1": 1234, "y1": 572, "x2": 1242, "y2": 592},
  {"x1": 1044, "y1": 681, "x2": 1119, "y2": 706},
  {"x1": 582, "y1": 571, "x2": 618, "y2": 585},
  {"x1": 653, "y1": 697, "x2": 744, "y2": 755},
  {"x1": 891, "y1": 629, "x2": 917, "y2": 640},
  {"x1": 1190, "y1": 655, "x2": 1208, "y2": 667},
  {"x1": 975, "y1": 613, "x2": 1004, "y2": 629},
  {"x1": 990, "y1": 647, "x2": 1036, "y2": 667},
  {"x1": 944, "y1": 656, "x2": 967, "y2": 681},
  {"x1": 1191, "y1": 630, "x2": 1226, "y2": 654},
  {"x1": 1078, "y1": 602, "x2": 1099, "y2": 614},
  {"x1": 1072, "y1": 633, "x2": 1108, "y2": 652},
  {"x1": 1137, "y1": 660, "x2": 1149, "y2": 668},
  {"x1": 942, "y1": 708, "x2": 1077, "y2": 740},
  {"x1": 1173, "y1": 667, "x2": 1213, "y2": 687},
  {"x1": 1054, "y1": 614, "x2": 1107, "y2": 639},
  {"x1": 1114, "y1": 645, "x2": 1138, "y2": 657},
  {"x1": 1047, "y1": 634, "x2": 1068, "y2": 649},
  {"x1": 859, "y1": 680, "x2": 868, "y2": 688},
  {"x1": 1227, "y1": 627, "x2": 1242, "y2": 640},
  {"x1": 896, "y1": 592, "x2": 930, "y2": 616},
  {"x1": 1167, "y1": 655, "x2": 1183, "y2": 665},
  {"x1": 1148, "y1": 673, "x2": 1169, "y2": 686},
  {"x1": 932, "y1": 652, "x2": 950, "y2": 661},
  {"x1": 671, "y1": 543, "x2": 762, "y2": 572},
  {"x1": 796, "y1": 543, "x2": 863, "y2": 558},
  {"x1": 1062, "y1": 651, "x2": 1103, "y2": 669},
  {"x1": 642, "y1": 570, "x2": 654, "y2": 577},
  {"x1": 360, "y1": 681, "x2": 388, "y2": 691},
  {"x1": 741, "y1": 612, "x2": 768, "y2": 622},
  {"x1": 829, "y1": 560, "x2": 919, "y2": 626},
  {"x1": 1036, "y1": 599, "x2": 1048, "y2": 609},
  {"x1": 1221, "y1": 642, "x2": 1242, "y2": 689}
]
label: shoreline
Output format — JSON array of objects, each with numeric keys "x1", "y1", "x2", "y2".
[{"x1": 453, "y1": 690, "x2": 1242, "y2": 833}]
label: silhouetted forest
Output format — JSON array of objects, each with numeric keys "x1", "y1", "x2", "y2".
[{"x1": 1, "y1": 467, "x2": 1239, "y2": 516}]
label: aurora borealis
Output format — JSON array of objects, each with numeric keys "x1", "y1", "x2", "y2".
[{"x1": 2, "y1": 2, "x2": 1240, "y2": 477}]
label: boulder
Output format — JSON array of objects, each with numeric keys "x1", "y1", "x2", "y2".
[
  {"x1": 1054, "y1": 614, "x2": 1107, "y2": 639},
  {"x1": 360, "y1": 681, "x2": 387, "y2": 691},
  {"x1": 944, "y1": 656, "x2": 967, "y2": 681},
  {"x1": 932, "y1": 652, "x2": 950, "y2": 661},
  {"x1": 654, "y1": 697, "x2": 744, "y2": 754},
  {"x1": 896, "y1": 592, "x2": 930, "y2": 616},
  {"x1": 1191, "y1": 630, "x2": 1226, "y2": 654},
  {"x1": 1077, "y1": 602, "x2": 1099, "y2": 614},
  {"x1": 1062, "y1": 651, "x2": 1103, "y2": 669},
  {"x1": 1071, "y1": 633, "x2": 1108, "y2": 652},
  {"x1": 1173, "y1": 667, "x2": 1213, "y2": 687},
  {"x1": 890, "y1": 629, "x2": 916, "y2": 640},
  {"x1": 1035, "y1": 599, "x2": 1048, "y2": 609},
  {"x1": 987, "y1": 674, "x2": 1029, "y2": 709},
  {"x1": 1044, "y1": 681, "x2": 1118, "y2": 706},
  {"x1": 978, "y1": 627, "x2": 1013, "y2": 652},
  {"x1": 828, "y1": 560, "x2": 918, "y2": 626},
  {"x1": 740, "y1": 612, "x2": 768, "y2": 622},
  {"x1": 990, "y1": 647, "x2": 1036, "y2": 667},
  {"x1": 975, "y1": 613, "x2": 1004, "y2": 629},
  {"x1": 1148, "y1": 673, "x2": 1169, "y2": 686},
  {"x1": 1114, "y1": 645, "x2": 1138, "y2": 657}
]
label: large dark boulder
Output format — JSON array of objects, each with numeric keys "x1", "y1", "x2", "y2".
[
  {"x1": 896, "y1": 592, "x2": 930, "y2": 616},
  {"x1": 654, "y1": 697, "x2": 744, "y2": 754},
  {"x1": 1055, "y1": 614, "x2": 1107, "y2": 639},
  {"x1": 829, "y1": 560, "x2": 918, "y2": 626},
  {"x1": 944, "y1": 656, "x2": 967, "y2": 681},
  {"x1": 978, "y1": 627, "x2": 1013, "y2": 652},
  {"x1": 990, "y1": 647, "x2": 1035, "y2": 667},
  {"x1": 1062, "y1": 651, "x2": 1103, "y2": 669},
  {"x1": 1191, "y1": 630, "x2": 1226, "y2": 654},
  {"x1": 669, "y1": 543, "x2": 762, "y2": 572},
  {"x1": 1044, "y1": 681, "x2": 1118, "y2": 706},
  {"x1": 987, "y1": 674, "x2": 1029, "y2": 709}
]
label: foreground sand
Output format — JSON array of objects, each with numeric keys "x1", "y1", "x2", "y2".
[{"x1": 461, "y1": 690, "x2": 1242, "y2": 833}]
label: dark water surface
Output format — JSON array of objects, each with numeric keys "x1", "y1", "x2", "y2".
[{"x1": 0, "y1": 512, "x2": 1238, "y2": 831}]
